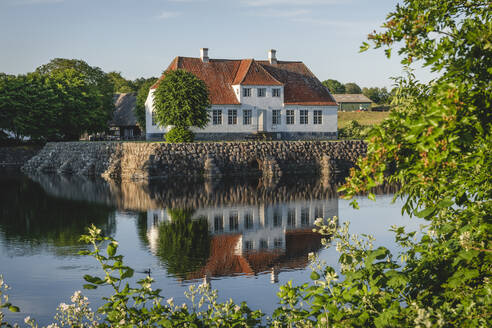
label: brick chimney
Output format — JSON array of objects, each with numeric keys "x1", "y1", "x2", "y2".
[
  {"x1": 268, "y1": 49, "x2": 277, "y2": 65},
  {"x1": 200, "y1": 48, "x2": 209, "y2": 63}
]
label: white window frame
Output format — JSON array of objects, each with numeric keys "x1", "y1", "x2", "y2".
[
  {"x1": 243, "y1": 88, "x2": 251, "y2": 97},
  {"x1": 228, "y1": 109, "x2": 237, "y2": 125},
  {"x1": 300, "y1": 110, "x2": 308, "y2": 124},
  {"x1": 243, "y1": 109, "x2": 252, "y2": 125},
  {"x1": 286, "y1": 110, "x2": 294, "y2": 125},
  {"x1": 257, "y1": 88, "x2": 266, "y2": 97},
  {"x1": 272, "y1": 88, "x2": 281, "y2": 97},
  {"x1": 272, "y1": 109, "x2": 281, "y2": 125},
  {"x1": 212, "y1": 109, "x2": 222, "y2": 125},
  {"x1": 313, "y1": 110, "x2": 322, "y2": 125}
]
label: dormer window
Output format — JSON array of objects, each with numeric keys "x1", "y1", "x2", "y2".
[
  {"x1": 272, "y1": 88, "x2": 281, "y2": 97},
  {"x1": 258, "y1": 88, "x2": 266, "y2": 97},
  {"x1": 243, "y1": 88, "x2": 251, "y2": 97}
]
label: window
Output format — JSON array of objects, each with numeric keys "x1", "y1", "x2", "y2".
[
  {"x1": 314, "y1": 206, "x2": 323, "y2": 219},
  {"x1": 272, "y1": 110, "x2": 281, "y2": 125},
  {"x1": 273, "y1": 210, "x2": 282, "y2": 227},
  {"x1": 153, "y1": 213, "x2": 159, "y2": 226},
  {"x1": 313, "y1": 110, "x2": 322, "y2": 124},
  {"x1": 214, "y1": 215, "x2": 223, "y2": 232},
  {"x1": 229, "y1": 211, "x2": 239, "y2": 231},
  {"x1": 243, "y1": 88, "x2": 251, "y2": 97},
  {"x1": 286, "y1": 110, "x2": 294, "y2": 125},
  {"x1": 151, "y1": 110, "x2": 157, "y2": 126},
  {"x1": 300, "y1": 110, "x2": 308, "y2": 124},
  {"x1": 212, "y1": 109, "x2": 222, "y2": 125},
  {"x1": 287, "y1": 208, "x2": 296, "y2": 227},
  {"x1": 243, "y1": 109, "x2": 252, "y2": 125},
  {"x1": 274, "y1": 238, "x2": 283, "y2": 248},
  {"x1": 244, "y1": 212, "x2": 253, "y2": 230},
  {"x1": 272, "y1": 88, "x2": 281, "y2": 97},
  {"x1": 301, "y1": 207, "x2": 309, "y2": 226},
  {"x1": 260, "y1": 239, "x2": 268, "y2": 249},
  {"x1": 257, "y1": 88, "x2": 266, "y2": 97},
  {"x1": 245, "y1": 240, "x2": 253, "y2": 251},
  {"x1": 228, "y1": 109, "x2": 237, "y2": 125}
]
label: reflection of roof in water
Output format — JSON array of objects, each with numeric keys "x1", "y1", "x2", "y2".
[{"x1": 185, "y1": 229, "x2": 322, "y2": 280}]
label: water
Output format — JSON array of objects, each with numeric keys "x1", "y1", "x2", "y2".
[{"x1": 0, "y1": 169, "x2": 421, "y2": 326}]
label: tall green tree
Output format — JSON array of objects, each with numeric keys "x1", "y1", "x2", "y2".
[
  {"x1": 362, "y1": 86, "x2": 391, "y2": 104},
  {"x1": 135, "y1": 77, "x2": 158, "y2": 130},
  {"x1": 107, "y1": 71, "x2": 134, "y2": 93},
  {"x1": 0, "y1": 73, "x2": 59, "y2": 141},
  {"x1": 344, "y1": 82, "x2": 362, "y2": 94},
  {"x1": 322, "y1": 79, "x2": 346, "y2": 94},
  {"x1": 153, "y1": 69, "x2": 210, "y2": 142},
  {"x1": 36, "y1": 58, "x2": 114, "y2": 123}
]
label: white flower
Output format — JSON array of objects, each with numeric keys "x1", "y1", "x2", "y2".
[
  {"x1": 24, "y1": 316, "x2": 31, "y2": 324},
  {"x1": 166, "y1": 298, "x2": 174, "y2": 305}
]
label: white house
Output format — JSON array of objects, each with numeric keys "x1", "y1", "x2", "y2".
[{"x1": 145, "y1": 49, "x2": 338, "y2": 141}]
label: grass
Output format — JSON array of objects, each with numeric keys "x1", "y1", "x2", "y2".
[{"x1": 338, "y1": 111, "x2": 390, "y2": 129}]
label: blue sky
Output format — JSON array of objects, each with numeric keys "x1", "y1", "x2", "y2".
[{"x1": 0, "y1": 0, "x2": 433, "y2": 88}]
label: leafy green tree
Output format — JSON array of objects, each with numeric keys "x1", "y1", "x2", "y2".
[
  {"x1": 275, "y1": 0, "x2": 491, "y2": 326},
  {"x1": 0, "y1": 73, "x2": 59, "y2": 141},
  {"x1": 362, "y1": 86, "x2": 392, "y2": 104},
  {"x1": 36, "y1": 58, "x2": 114, "y2": 123},
  {"x1": 153, "y1": 69, "x2": 210, "y2": 142},
  {"x1": 135, "y1": 77, "x2": 158, "y2": 130},
  {"x1": 48, "y1": 68, "x2": 107, "y2": 140},
  {"x1": 322, "y1": 79, "x2": 346, "y2": 94},
  {"x1": 344, "y1": 82, "x2": 362, "y2": 94},
  {"x1": 107, "y1": 71, "x2": 134, "y2": 93},
  {"x1": 132, "y1": 77, "x2": 157, "y2": 92}
]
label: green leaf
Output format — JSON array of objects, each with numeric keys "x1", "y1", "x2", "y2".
[
  {"x1": 368, "y1": 192, "x2": 376, "y2": 201},
  {"x1": 8, "y1": 305, "x2": 20, "y2": 313},
  {"x1": 415, "y1": 207, "x2": 436, "y2": 219},
  {"x1": 107, "y1": 242, "x2": 117, "y2": 257},
  {"x1": 83, "y1": 284, "x2": 97, "y2": 290},
  {"x1": 310, "y1": 271, "x2": 320, "y2": 280}
]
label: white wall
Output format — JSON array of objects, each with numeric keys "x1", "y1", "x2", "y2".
[{"x1": 145, "y1": 89, "x2": 338, "y2": 136}]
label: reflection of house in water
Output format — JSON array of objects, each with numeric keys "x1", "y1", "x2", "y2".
[{"x1": 145, "y1": 198, "x2": 338, "y2": 281}]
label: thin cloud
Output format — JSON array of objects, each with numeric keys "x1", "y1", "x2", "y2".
[{"x1": 157, "y1": 11, "x2": 181, "y2": 19}]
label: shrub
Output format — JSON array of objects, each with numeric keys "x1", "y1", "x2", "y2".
[{"x1": 165, "y1": 126, "x2": 194, "y2": 143}]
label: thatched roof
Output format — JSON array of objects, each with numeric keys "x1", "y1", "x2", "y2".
[
  {"x1": 110, "y1": 93, "x2": 137, "y2": 127},
  {"x1": 332, "y1": 94, "x2": 372, "y2": 104}
]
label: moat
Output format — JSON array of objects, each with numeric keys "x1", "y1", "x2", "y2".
[{"x1": 0, "y1": 169, "x2": 420, "y2": 326}]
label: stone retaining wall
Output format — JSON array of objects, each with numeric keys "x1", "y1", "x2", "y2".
[
  {"x1": 0, "y1": 146, "x2": 42, "y2": 167},
  {"x1": 22, "y1": 140, "x2": 367, "y2": 180}
]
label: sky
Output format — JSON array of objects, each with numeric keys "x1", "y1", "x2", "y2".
[{"x1": 0, "y1": 0, "x2": 434, "y2": 89}]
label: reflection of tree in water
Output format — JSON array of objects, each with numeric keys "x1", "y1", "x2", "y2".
[
  {"x1": 0, "y1": 173, "x2": 115, "y2": 255},
  {"x1": 156, "y1": 209, "x2": 210, "y2": 279}
]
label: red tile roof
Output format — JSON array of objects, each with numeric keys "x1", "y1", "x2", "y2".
[{"x1": 151, "y1": 56, "x2": 336, "y2": 106}]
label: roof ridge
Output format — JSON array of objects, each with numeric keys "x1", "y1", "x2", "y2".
[{"x1": 232, "y1": 59, "x2": 253, "y2": 85}]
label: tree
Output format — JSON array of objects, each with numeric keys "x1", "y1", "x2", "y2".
[
  {"x1": 362, "y1": 86, "x2": 391, "y2": 104},
  {"x1": 306, "y1": 0, "x2": 491, "y2": 326},
  {"x1": 135, "y1": 77, "x2": 158, "y2": 131},
  {"x1": 107, "y1": 71, "x2": 134, "y2": 93},
  {"x1": 322, "y1": 79, "x2": 345, "y2": 94},
  {"x1": 36, "y1": 58, "x2": 114, "y2": 123},
  {"x1": 153, "y1": 69, "x2": 210, "y2": 142},
  {"x1": 0, "y1": 73, "x2": 59, "y2": 141},
  {"x1": 344, "y1": 82, "x2": 362, "y2": 94}
]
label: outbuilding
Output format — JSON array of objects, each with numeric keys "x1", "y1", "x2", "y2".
[{"x1": 332, "y1": 94, "x2": 373, "y2": 111}]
